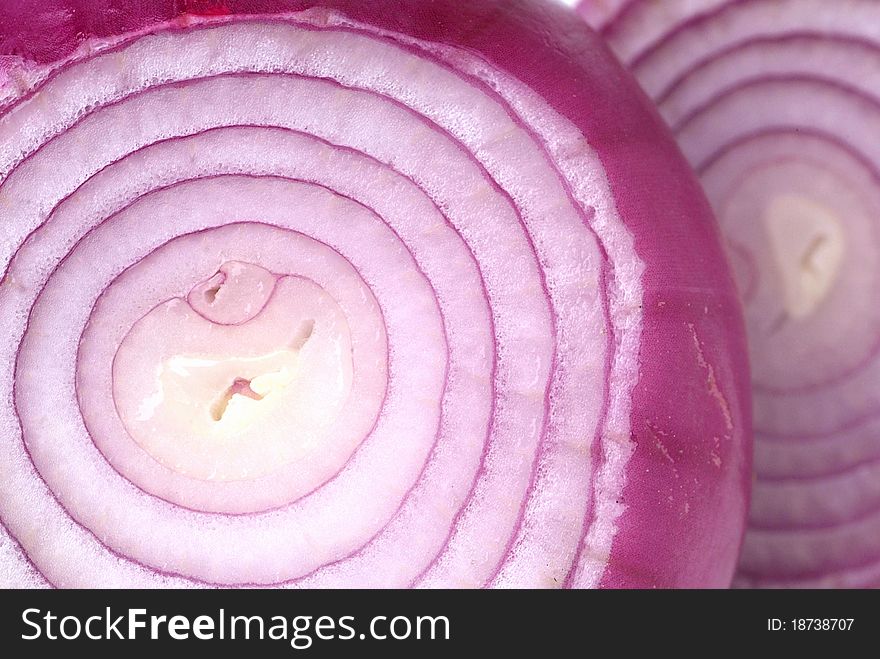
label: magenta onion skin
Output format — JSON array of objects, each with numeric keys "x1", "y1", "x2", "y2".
[
  {"x1": 579, "y1": 0, "x2": 880, "y2": 587},
  {"x1": 0, "y1": 0, "x2": 749, "y2": 588}
]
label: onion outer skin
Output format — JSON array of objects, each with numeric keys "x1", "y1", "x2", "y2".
[
  {"x1": 579, "y1": 0, "x2": 880, "y2": 587},
  {"x1": 0, "y1": 0, "x2": 749, "y2": 588}
]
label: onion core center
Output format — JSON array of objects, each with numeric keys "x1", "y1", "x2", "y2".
[
  {"x1": 764, "y1": 193, "x2": 844, "y2": 319},
  {"x1": 113, "y1": 261, "x2": 352, "y2": 482}
]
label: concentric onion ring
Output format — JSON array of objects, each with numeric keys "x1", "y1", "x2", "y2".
[
  {"x1": 0, "y1": 0, "x2": 748, "y2": 588},
  {"x1": 580, "y1": 0, "x2": 880, "y2": 587}
]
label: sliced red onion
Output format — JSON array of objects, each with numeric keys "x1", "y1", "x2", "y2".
[
  {"x1": 580, "y1": 0, "x2": 880, "y2": 587},
  {"x1": 0, "y1": 0, "x2": 748, "y2": 588}
]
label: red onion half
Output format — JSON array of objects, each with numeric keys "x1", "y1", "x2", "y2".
[
  {"x1": 0, "y1": 0, "x2": 748, "y2": 588},
  {"x1": 580, "y1": 0, "x2": 880, "y2": 587}
]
